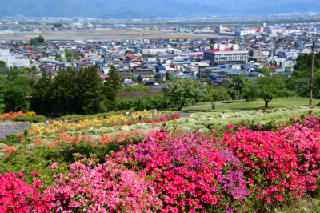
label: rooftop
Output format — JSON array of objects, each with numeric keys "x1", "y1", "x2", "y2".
[{"x1": 207, "y1": 48, "x2": 246, "y2": 52}]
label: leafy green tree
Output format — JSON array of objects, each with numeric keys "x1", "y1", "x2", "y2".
[
  {"x1": 103, "y1": 65, "x2": 122, "y2": 111},
  {"x1": 30, "y1": 35, "x2": 45, "y2": 45},
  {"x1": 203, "y1": 86, "x2": 229, "y2": 109},
  {"x1": 0, "y1": 61, "x2": 6, "y2": 67},
  {"x1": 167, "y1": 78, "x2": 201, "y2": 111},
  {"x1": 0, "y1": 76, "x2": 6, "y2": 113},
  {"x1": 38, "y1": 35, "x2": 45, "y2": 43},
  {"x1": 55, "y1": 54, "x2": 61, "y2": 59},
  {"x1": 256, "y1": 75, "x2": 283, "y2": 107},
  {"x1": 226, "y1": 74, "x2": 250, "y2": 100},
  {"x1": 3, "y1": 70, "x2": 32, "y2": 112},
  {"x1": 279, "y1": 62, "x2": 283, "y2": 68},
  {"x1": 243, "y1": 80, "x2": 259, "y2": 101},
  {"x1": 259, "y1": 66, "x2": 271, "y2": 76}
]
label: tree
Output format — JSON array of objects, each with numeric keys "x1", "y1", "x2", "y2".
[
  {"x1": 3, "y1": 70, "x2": 32, "y2": 112},
  {"x1": 167, "y1": 78, "x2": 201, "y2": 111},
  {"x1": 203, "y1": 86, "x2": 229, "y2": 109},
  {"x1": 279, "y1": 62, "x2": 283, "y2": 68},
  {"x1": 55, "y1": 54, "x2": 61, "y2": 59},
  {"x1": 210, "y1": 38, "x2": 215, "y2": 44},
  {"x1": 103, "y1": 65, "x2": 122, "y2": 111},
  {"x1": 256, "y1": 75, "x2": 281, "y2": 107},
  {"x1": 38, "y1": 35, "x2": 45, "y2": 43},
  {"x1": 0, "y1": 76, "x2": 6, "y2": 113},
  {"x1": 30, "y1": 35, "x2": 45, "y2": 45},
  {"x1": 243, "y1": 80, "x2": 259, "y2": 101},
  {"x1": 226, "y1": 74, "x2": 250, "y2": 100},
  {"x1": 259, "y1": 66, "x2": 271, "y2": 76},
  {"x1": 32, "y1": 71, "x2": 55, "y2": 115},
  {"x1": 0, "y1": 61, "x2": 6, "y2": 67},
  {"x1": 269, "y1": 61, "x2": 273, "y2": 66}
]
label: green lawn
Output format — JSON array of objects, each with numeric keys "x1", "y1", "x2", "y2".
[{"x1": 189, "y1": 97, "x2": 320, "y2": 112}]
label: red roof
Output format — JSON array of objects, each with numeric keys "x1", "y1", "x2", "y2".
[{"x1": 208, "y1": 48, "x2": 241, "y2": 52}]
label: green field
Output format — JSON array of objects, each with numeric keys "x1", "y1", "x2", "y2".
[{"x1": 189, "y1": 97, "x2": 320, "y2": 112}]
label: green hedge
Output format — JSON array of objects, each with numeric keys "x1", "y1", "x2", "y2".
[{"x1": 15, "y1": 115, "x2": 47, "y2": 123}]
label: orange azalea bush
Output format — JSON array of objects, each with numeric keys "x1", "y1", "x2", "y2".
[{"x1": 0, "y1": 111, "x2": 27, "y2": 120}]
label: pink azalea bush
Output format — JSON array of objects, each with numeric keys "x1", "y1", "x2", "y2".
[
  {"x1": 112, "y1": 130, "x2": 249, "y2": 213},
  {"x1": 45, "y1": 154, "x2": 162, "y2": 213}
]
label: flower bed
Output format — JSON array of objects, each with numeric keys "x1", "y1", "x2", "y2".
[
  {"x1": 164, "y1": 107, "x2": 320, "y2": 133},
  {"x1": 0, "y1": 123, "x2": 31, "y2": 140},
  {"x1": 0, "y1": 111, "x2": 27, "y2": 120},
  {"x1": 2, "y1": 111, "x2": 320, "y2": 212},
  {"x1": 28, "y1": 113, "x2": 180, "y2": 137}
]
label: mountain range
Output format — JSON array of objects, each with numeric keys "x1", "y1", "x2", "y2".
[{"x1": 1, "y1": 0, "x2": 320, "y2": 18}]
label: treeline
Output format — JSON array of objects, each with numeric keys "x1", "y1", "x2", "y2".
[{"x1": 0, "y1": 65, "x2": 122, "y2": 116}]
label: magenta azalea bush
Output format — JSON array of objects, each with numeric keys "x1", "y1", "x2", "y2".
[{"x1": 112, "y1": 131, "x2": 249, "y2": 213}]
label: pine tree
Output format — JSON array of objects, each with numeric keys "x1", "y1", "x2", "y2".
[
  {"x1": 103, "y1": 65, "x2": 122, "y2": 111},
  {"x1": 79, "y1": 66, "x2": 103, "y2": 114},
  {"x1": 32, "y1": 71, "x2": 55, "y2": 115}
]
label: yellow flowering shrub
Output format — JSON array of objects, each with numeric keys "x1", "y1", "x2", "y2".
[
  {"x1": 26, "y1": 111, "x2": 36, "y2": 116},
  {"x1": 28, "y1": 111, "x2": 165, "y2": 136}
]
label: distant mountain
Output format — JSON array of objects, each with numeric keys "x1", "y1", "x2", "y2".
[
  {"x1": 1, "y1": 0, "x2": 319, "y2": 18},
  {"x1": 0, "y1": 0, "x2": 225, "y2": 18},
  {"x1": 175, "y1": 0, "x2": 320, "y2": 14}
]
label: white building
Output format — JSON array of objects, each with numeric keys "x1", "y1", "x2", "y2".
[
  {"x1": 235, "y1": 29, "x2": 257, "y2": 36},
  {"x1": 0, "y1": 49, "x2": 30, "y2": 68}
]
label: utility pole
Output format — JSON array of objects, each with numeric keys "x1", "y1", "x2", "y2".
[{"x1": 310, "y1": 34, "x2": 315, "y2": 107}]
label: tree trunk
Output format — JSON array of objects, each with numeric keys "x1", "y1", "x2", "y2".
[
  {"x1": 265, "y1": 101, "x2": 269, "y2": 108},
  {"x1": 178, "y1": 102, "x2": 185, "y2": 111}
]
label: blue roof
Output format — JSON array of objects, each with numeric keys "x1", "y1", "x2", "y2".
[{"x1": 157, "y1": 66, "x2": 166, "y2": 70}]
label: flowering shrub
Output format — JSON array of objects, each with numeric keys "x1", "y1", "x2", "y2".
[
  {"x1": 0, "y1": 111, "x2": 27, "y2": 120},
  {"x1": 221, "y1": 123, "x2": 320, "y2": 211},
  {"x1": 46, "y1": 155, "x2": 162, "y2": 213},
  {"x1": 26, "y1": 111, "x2": 36, "y2": 116},
  {"x1": 27, "y1": 113, "x2": 180, "y2": 137},
  {"x1": 112, "y1": 130, "x2": 249, "y2": 212},
  {"x1": 0, "y1": 172, "x2": 52, "y2": 212}
]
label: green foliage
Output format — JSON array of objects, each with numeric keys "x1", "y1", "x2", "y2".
[
  {"x1": 117, "y1": 94, "x2": 171, "y2": 111},
  {"x1": 226, "y1": 74, "x2": 250, "y2": 100},
  {"x1": 32, "y1": 66, "x2": 103, "y2": 115},
  {"x1": 294, "y1": 52, "x2": 320, "y2": 78},
  {"x1": 3, "y1": 70, "x2": 32, "y2": 112},
  {"x1": 0, "y1": 76, "x2": 6, "y2": 114},
  {"x1": 257, "y1": 75, "x2": 283, "y2": 107},
  {"x1": 243, "y1": 80, "x2": 259, "y2": 101},
  {"x1": 202, "y1": 86, "x2": 229, "y2": 109},
  {"x1": 103, "y1": 65, "x2": 122, "y2": 111},
  {"x1": 259, "y1": 66, "x2": 271, "y2": 76},
  {"x1": 120, "y1": 83, "x2": 151, "y2": 91},
  {"x1": 30, "y1": 35, "x2": 45, "y2": 45},
  {"x1": 0, "y1": 137, "x2": 145, "y2": 186},
  {"x1": 0, "y1": 60, "x2": 6, "y2": 67},
  {"x1": 167, "y1": 78, "x2": 202, "y2": 111}
]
